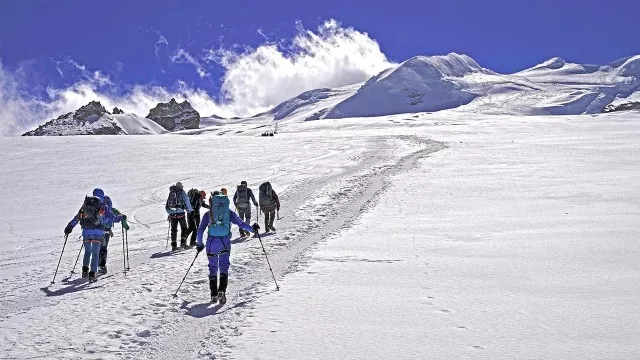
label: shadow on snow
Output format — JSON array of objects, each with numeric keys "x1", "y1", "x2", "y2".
[{"x1": 40, "y1": 275, "x2": 112, "y2": 296}]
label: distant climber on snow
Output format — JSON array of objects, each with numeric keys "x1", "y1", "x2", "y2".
[
  {"x1": 233, "y1": 181, "x2": 258, "y2": 238},
  {"x1": 187, "y1": 188, "x2": 209, "y2": 247},
  {"x1": 166, "y1": 182, "x2": 194, "y2": 251},
  {"x1": 259, "y1": 182, "x2": 280, "y2": 232}
]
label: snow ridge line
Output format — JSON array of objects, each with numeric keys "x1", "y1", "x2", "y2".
[{"x1": 145, "y1": 136, "x2": 444, "y2": 360}]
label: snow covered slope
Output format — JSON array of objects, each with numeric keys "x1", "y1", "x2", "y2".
[
  {"x1": 112, "y1": 114, "x2": 169, "y2": 135},
  {"x1": 323, "y1": 53, "x2": 486, "y2": 118},
  {"x1": 1, "y1": 112, "x2": 639, "y2": 359}
]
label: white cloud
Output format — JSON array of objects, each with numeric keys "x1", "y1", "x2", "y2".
[
  {"x1": 170, "y1": 49, "x2": 209, "y2": 78},
  {"x1": 207, "y1": 19, "x2": 393, "y2": 115},
  {"x1": 0, "y1": 62, "x2": 41, "y2": 136},
  {"x1": 0, "y1": 19, "x2": 393, "y2": 136}
]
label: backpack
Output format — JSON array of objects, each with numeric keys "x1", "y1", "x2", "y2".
[
  {"x1": 259, "y1": 182, "x2": 276, "y2": 211},
  {"x1": 236, "y1": 184, "x2": 250, "y2": 210},
  {"x1": 79, "y1": 196, "x2": 103, "y2": 229},
  {"x1": 187, "y1": 188, "x2": 200, "y2": 208},
  {"x1": 208, "y1": 195, "x2": 231, "y2": 237},
  {"x1": 166, "y1": 185, "x2": 185, "y2": 209}
]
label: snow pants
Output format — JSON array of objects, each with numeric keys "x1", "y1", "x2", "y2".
[
  {"x1": 82, "y1": 237, "x2": 102, "y2": 273},
  {"x1": 238, "y1": 207, "x2": 251, "y2": 225},
  {"x1": 264, "y1": 209, "x2": 276, "y2": 229},
  {"x1": 206, "y1": 235, "x2": 231, "y2": 278},
  {"x1": 187, "y1": 210, "x2": 200, "y2": 245},
  {"x1": 99, "y1": 231, "x2": 112, "y2": 268},
  {"x1": 170, "y1": 214, "x2": 188, "y2": 245}
]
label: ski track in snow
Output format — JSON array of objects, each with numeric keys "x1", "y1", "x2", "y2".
[{"x1": 0, "y1": 133, "x2": 442, "y2": 359}]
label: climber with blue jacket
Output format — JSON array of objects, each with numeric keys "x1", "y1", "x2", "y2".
[
  {"x1": 64, "y1": 188, "x2": 117, "y2": 281},
  {"x1": 196, "y1": 190, "x2": 258, "y2": 304},
  {"x1": 166, "y1": 182, "x2": 194, "y2": 251}
]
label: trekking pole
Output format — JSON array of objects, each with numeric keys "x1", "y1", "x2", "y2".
[
  {"x1": 255, "y1": 231, "x2": 279, "y2": 291},
  {"x1": 70, "y1": 242, "x2": 84, "y2": 274},
  {"x1": 51, "y1": 234, "x2": 69, "y2": 284},
  {"x1": 172, "y1": 250, "x2": 201, "y2": 298},
  {"x1": 125, "y1": 228, "x2": 130, "y2": 271},
  {"x1": 122, "y1": 226, "x2": 127, "y2": 272},
  {"x1": 166, "y1": 219, "x2": 170, "y2": 249}
]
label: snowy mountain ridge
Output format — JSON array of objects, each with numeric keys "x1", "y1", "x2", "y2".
[
  {"x1": 259, "y1": 52, "x2": 640, "y2": 122},
  {"x1": 22, "y1": 101, "x2": 169, "y2": 136},
  {"x1": 22, "y1": 53, "x2": 640, "y2": 135}
]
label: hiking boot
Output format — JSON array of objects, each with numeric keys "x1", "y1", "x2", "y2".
[
  {"x1": 211, "y1": 295, "x2": 218, "y2": 304},
  {"x1": 81, "y1": 266, "x2": 89, "y2": 278},
  {"x1": 98, "y1": 266, "x2": 107, "y2": 275},
  {"x1": 269, "y1": 226, "x2": 276, "y2": 232},
  {"x1": 180, "y1": 240, "x2": 189, "y2": 250},
  {"x1": 171, "y1": 242, "x2": 178, "y2": 251},
  {"x1": 217, "y1": 291, "x2": 226, "y2": 305},
  {"x1": 88, "y1": 271, "x2": 96, "y2": 282}
]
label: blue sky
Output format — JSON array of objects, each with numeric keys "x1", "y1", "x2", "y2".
[{"x1": 1, "y1": 0, "x2": 639, "y2": 134}]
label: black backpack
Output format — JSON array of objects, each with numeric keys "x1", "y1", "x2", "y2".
[
  {"x1": 259, "y1": 182, "x2": 275, "y2": 210},
  {"x1": 79, "y1": 196, "x2": 103, "y2": 229},
  {"x1": 236, "y1": 184, "x2": 250, "y2": 209},
  {"x1": 166, "y1": 185, "x2": 185, "y2": 209},
  {"x1": 187, "y1": 188, "x2": 200, "y2": 208}
]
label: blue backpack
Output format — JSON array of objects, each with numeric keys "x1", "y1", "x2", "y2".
[{"x1": 208, "y1": 195, "x2": 231, "y2": 237}]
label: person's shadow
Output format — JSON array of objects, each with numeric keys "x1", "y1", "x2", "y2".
[
  {"x1": 180, "y1": 300, "x2": 225, "y2": 318},
  {"x1": 40, "y1": 275, "x2": 111, "y2": 296}
]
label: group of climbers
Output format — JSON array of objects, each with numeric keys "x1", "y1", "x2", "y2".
[
  {"x1": 165, "y1": 180, "x2": 281, "y2": 304},
  {"x1": 61, "y1": 181, "x2": 281, "y2": 303}
]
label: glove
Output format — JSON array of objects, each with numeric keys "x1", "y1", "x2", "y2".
[
  {"x1": 196, "y1": 244, "x2": 205, "y2": 253},
  {"x1": 122, "y1": 221, "x2": 130, "y2": 231},
  {"x1": 64, "y1": 225, "x2": 73, "y2": 235},
  {"x1": 252, "y1": 223, "x2": 260, "y2": 232}
]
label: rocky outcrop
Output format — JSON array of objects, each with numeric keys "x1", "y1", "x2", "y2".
[
  {"x1": 22, "y1": 101, "x2": 126, "y2": 136},
  {"x1": 146, "y1": 98, "x2": 200, "y2": 131},
  {"x1": 74, "y1": 101, "x2": 109, "y2": 123},
  {"x1": 112, "y1": 107, "x2": 124, "y2": 114},
  {"x1": 603, "y1": 101, "x2": 640, "y2": 113}
]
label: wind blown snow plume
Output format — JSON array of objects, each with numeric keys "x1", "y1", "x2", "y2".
[
  {"x1": 0, "y1": 19, "x2": 392, "y2": 136},
  {"x1": 208, "y1": 19, "x2": 393, "y2": 112}
]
